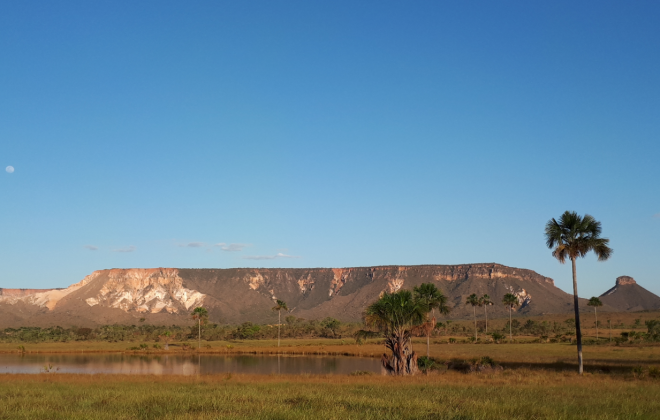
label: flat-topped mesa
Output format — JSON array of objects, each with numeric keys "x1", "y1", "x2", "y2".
[
  {"x1": 616, "y1": 276, "x2": 636, "y2": 286},
  {"x1": 1, "y1": 263, "x2": 611, "y2": 327}
]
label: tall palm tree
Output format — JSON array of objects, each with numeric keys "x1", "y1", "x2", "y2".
[
  {"x1": 588, "y1": 297, "x2": 603, "y2": 340},
  {"x1": 365, "y1": 290, "x2": 428, "y2": 375},
  {"x1": 191, "y1": 307, "x2": 208, "y2": 350},
  {"x1": 545, "y1": 211, "x2": 612, "y2": 375},
  {"x1": 272, "y1": 299, "x2": 288, "y2": 348},
  {"x1": 502, "y1": 293, "x2": 519, "y2": 341},
  {"x1": 480, "y1": 294, "x2": 493, "y2": 334},
  {"x1": 465, "y1": 294, "x2": 481, "y2": 341},
  {"x1": 413, "y1": 283, "x2": 450, "y2": 358}
]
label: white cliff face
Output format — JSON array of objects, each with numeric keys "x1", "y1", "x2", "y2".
[
  {"x1": 506, "y1": 285, "x2": 531, "y2": 309},
  {"x1": 0, "y1": 268, "x2": 205, "y2": 314},
  {"x1": 329, "y1": 269, "x2": 351, "y2": 296},
  {"x1": 0, "y1": 271, "x2": 101, "y2": 310},
  {"x1": 86, "y1": 268, "x2": 205, "y2": 313}
]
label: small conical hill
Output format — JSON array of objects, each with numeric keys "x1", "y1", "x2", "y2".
[{"x1": 599, "y1": 276, "x2": 660, "y2": 312}]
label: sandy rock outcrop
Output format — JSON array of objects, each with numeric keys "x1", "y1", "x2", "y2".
[
  {"x1": 85, "y1": 268, "x2": 205, "y2": 313},
  {"x1": 616, "y1": 276, "x2": 636, "y2": 286}
]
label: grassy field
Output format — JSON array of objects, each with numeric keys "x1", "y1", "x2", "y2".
[
  {"x1": 1, "y1": 314, "x2": 659, "y2": 419},
  {"x1": 0, "y1": 371, "x2": 659, "y2": 419}
]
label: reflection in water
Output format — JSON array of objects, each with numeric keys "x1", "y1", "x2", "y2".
[{"x1": 0, "y1": 354, "x2": 382, "y2": 375}]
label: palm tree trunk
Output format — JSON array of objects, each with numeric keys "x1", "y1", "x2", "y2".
[
  {"x1": 426, "y1": 333, "x2": 431, "y2": 359},
  {"x1": 473, "y1": 306, "x2": 477, "y2": 341},
  {"x1": 571, "y1": 257, "x2": 583, "y2": 375},
  {"x1": 427, "y1": 309, "x2": 434, "y2": 358},
  {"x1": 198, "y1": 318, "x2": 201, "y2": 350},
  {"x1": 484, "y1": 305, "x2": 488, "y2": 334},
  {"x1": 595, "y1": 307, "x2": 598, "y2": 340},
  {"x1": 278, "y1": 310, "x2": 281, "y2": 348},
  {"x1": 509, "y1": 306, "x2": 512, "y2": 341}
]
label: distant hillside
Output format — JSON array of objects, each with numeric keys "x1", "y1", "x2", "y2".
[
  {"x1": 599, "y1": 276, "x2": 660, "y2": 312},
  {"x1": 0, "y1": 264, "x2": 654, "y2": 328}
]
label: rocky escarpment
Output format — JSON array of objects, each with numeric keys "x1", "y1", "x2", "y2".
[
  {"x1": 2, "y1": 264, "x2": 654, "y2": 328},
  {"x1": 85, "y1": 264, "x2": 578, "y2": 324}
]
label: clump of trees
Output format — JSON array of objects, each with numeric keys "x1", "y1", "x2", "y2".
[
  {"x1": 0, "y1": 317, "x2": 365, "y2": 345},
  {"x1": 358, "y1": 283, "x2": 450, "y2": 376}
]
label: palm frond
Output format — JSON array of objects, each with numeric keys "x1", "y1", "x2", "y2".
[
  {"x1": 587, "y1": 297, "x2": 603, "y2": 307},
  {"x1": 545, "y1": 211, "x2": 612, "y2": 263}
]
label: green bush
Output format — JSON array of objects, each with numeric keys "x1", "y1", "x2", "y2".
[{"x1": 417, "y1": 356, "x2": 437, "y2": 374}]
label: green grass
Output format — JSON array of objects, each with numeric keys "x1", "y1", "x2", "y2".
[{"x1": 0, "y1": 372, "x2": 658, "y2": 419}]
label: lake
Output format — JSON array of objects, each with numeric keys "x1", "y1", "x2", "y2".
[{"x1": 0, "y1": 353, "x2": 383, "y2": 375}]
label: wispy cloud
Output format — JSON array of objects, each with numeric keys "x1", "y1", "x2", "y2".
[
  {"x1": 113, "y1": 246, "x2": 136, "y2": 253},
  {"x1": 83, "y1": 245, "x2": 98, "y2": 251},
  {"x1": 242, "y1": 252, "x2": 300, "y2": 260},
  {"x1": 653, "y1": 213, "x2": 660, "y2": 219},
  {"x1": 215, "y1": 243, "x2": 250, "y2": 252},
  {"x1": 179, "y1": 242, "x2": 206, "y2": 248}
]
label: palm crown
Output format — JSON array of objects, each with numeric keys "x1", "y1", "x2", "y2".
[
  {"x1": 480, "y1": 294, "x2": 492, "y2": 306},
  {"x1": 272, "y1": 299, "x2": 288, "y2": 312},
  {"x1": 365, "y1": 290, "x2": 428, "y2": 335},
  {"x1": 545, "y1": 211, "x2": 612, "y2": 263},
  {"x1": 588, "y1": 297, "x2": 603, "y2": 307},
  {"x1": 502, "y1": 293, "x2": 519, "y2": 308},
  {"x1": 465, "y1": 294, "x2": 480, "y2": 307},
  {"x1": 191, "y1": 307, "x2": 208, "y2": 322},
  {"x1": 413, "y1": 283, "x2": 450, "y2": 315}
]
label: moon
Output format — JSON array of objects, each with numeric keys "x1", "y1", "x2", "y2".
[{"x1": 5, "y1": 166, "x2": 14, "y2": 174}]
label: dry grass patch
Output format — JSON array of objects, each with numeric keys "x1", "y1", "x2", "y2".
[{"x1": 0, "y1": 371, "x2": 659, "y2": 419}]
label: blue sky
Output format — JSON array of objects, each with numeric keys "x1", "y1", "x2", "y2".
[{"x1": 1, "y1": 1, "x2": 659, "y2": 298}]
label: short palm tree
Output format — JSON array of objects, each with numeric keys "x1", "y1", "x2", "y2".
[
  {"x1": 413, "y1": 283, "x2": 450, "y2": 358},
  {"x1": 465, "y1": 294, "x2": 481, "y2": 341},
  {"x1": 545, "y1": 211, "x2": 612, "y2": 375},
  {"x1": 365, "y1": 290, "x2": 428, "y2": 375},
  {"x1": 191, "y1": 307, "x2": 208, "y2": 350},
  {"x1": 480, "y1": 294, "x2": 493, "y2": 334},
  {"x1": 502, "y1": 293, "x2": 519, "y2": 340},
  {"x1": 160, "y1": 330, "x2": 172, "y2": 350},
  {"x1": 272, "y1": 299, "x2": 288, "y2": 348},
  {"x1": 588, "y1": 297, "x2": 603, "y2": 340}
]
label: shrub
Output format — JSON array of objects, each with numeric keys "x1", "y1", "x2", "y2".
[
  {"x1": 632, "y1": 366, "x2": 645, "y2": 379},
  {"x1": 646, "y1": 320, "x2": 660, "y2": 340},
  {"x1": 480, "y1": 356, "x2": 495, "y2": 367},
  {"x1": 417, "y1": 356, "x2": 437, "y2": 374},
  {"x1": 491, "y1": 332, "x2": 505, "y2": 341},
  {"x1": 350, "y1": 370, "x2": 373, "y2": 376}
]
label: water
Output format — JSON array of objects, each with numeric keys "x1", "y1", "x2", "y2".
[{"x1": 0, "y1": 354, "x2": 382, "y2": 375}]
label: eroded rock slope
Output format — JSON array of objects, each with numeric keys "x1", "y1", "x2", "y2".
[{"x1": 0, "y1": 263, "x2": 601, "y2": 327}]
